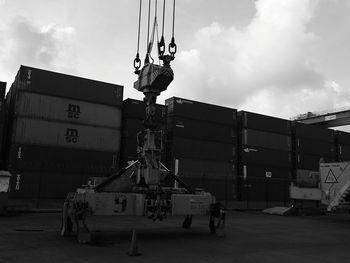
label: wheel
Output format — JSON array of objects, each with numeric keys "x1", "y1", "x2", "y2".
[
  {"x1": 182, "y1": 215, "x2": 192, "y2": 229},
  {"x1": 208, "y1": 203, "x2": 226, "y2": 235},
  {"x1": 60, "y1": 202, "x2": 73, "y2": 236}
]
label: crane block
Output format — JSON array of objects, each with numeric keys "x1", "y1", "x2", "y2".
[{"x1": 134, "y1": 63, "x2": 174, "y2": 95}]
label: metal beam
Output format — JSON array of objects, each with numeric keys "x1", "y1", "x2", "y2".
[{"x1": 298, "y1": 110, "x2": 350, "y2": 127}]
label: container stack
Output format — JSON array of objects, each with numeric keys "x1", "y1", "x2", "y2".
[
  {"x1": 335, "y1": 130, "x2": 350, "y2": 162},
  {"x1": 119, "y1": 98, "x2": 167, "y2": 167},
  {"x1": 5, "y1": 65, "x2": 123, "y2": 199},
  {"x1": 292, "y1": 122, "x2": 336, "y2": 182},
  {"x1": 238, "y1": 111, "x2": 292, "y2": 202},
  {"x1": 0, "y1": 82, "x2": 7, "y2": 169},
  {"x1": 165, "y1": 97, "x2": 237, "y2": 202}
]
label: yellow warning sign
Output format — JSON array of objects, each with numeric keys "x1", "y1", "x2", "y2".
[{"x1": 324, "y1": 169, "x2": 338, "y2": 183}]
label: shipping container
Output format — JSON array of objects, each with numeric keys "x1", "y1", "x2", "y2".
[
  {"x1": 8, "y1": 171, "x2": 41, "y2": 198},
  {"x1": 123, "y1": 98, "x2": 167, "y2": 123},
  {"x1": 0, "y1": 81, "x2": 6, "y2": 101},
  {"x1": 11, "y1": 117, "x2": 120, "y2": 152},
  {"x1": 338, "y1": 145, "x2": 350, "y2": 161},
  {"x1": 239, "y1": 177, "x2": 290, "y2": 202},
  {"x1": 166, "y1": 158, "x2": 236, "y2": 180},
  {"x1": 180, "y1": 177, "x2": 236, "y2": 202},
  {"x1": 7, "y1": 143, "x2": 118, "y2": 174},
  {"x1": 238, "y1": 111, "x2": 291, "y2": 135},
  {"x1": 13, "y1": 91, "x2": 122, "y2": 128},
  {"x1": 167, "y1": 116, "x2": 237, "y2": 144},
  {"x1": 240, "y1": 164, "x2": 292, "y2": 180},
  {"x1": 8, "y1": 170, "x2": 100, "y2": 199},
  {"x1": 295, "y1": 153, "x2": 336, "y2": 170},
  {"x1": 13, "y1": 65, "x2": 123, "y2": 107},
  {"x1": 295, "y1": 137, "x2": 335, "y2": 157},
  {"x1": 166, "y1": 97, "x2": 237, "y2": 125},
  {"x1": 240, "y1": 146, "x2": 292, "y2": 168},
  {"x1": 241, "y1": 129, "x2": 291, "y2": 151},
  {"x1": 167, "y1": 137, "x2": 236, "y2": 162},
  {"x1": 293, "y1": 122, "x2": 335, "y2": 142},
  {"x1": 336, "y1": 130, "x2": 350, "y2": 145}
]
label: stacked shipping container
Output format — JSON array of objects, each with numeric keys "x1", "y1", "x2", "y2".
[
  {"x1": 5, "y1": 65, "x2": 123, "y2": 199},
  {"x1": 119, "y1": 98, "x2": 167, "y2": 167},
  {"x1": 165, "y1": 97, "x2": 237, "y2": 202},
  {"x1": 238, "y1": 111, "x2": 292, "y2": 202},
  {"x1": 336, "y1": 131, "x2": 350, "y2": 162},
  {"x1": 0, "y1": 82, "x2": 6, "y2": 168},
  {"x1": 292, "y1": 122, "x2": 336, "y2": 186}
]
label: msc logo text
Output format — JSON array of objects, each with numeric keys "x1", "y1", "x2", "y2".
[
  {"x1": 67, "y1": 104, "x2": 81, "y2": 119},
  {"x1": 65, "y1": 128, "x2": 79, "y2": 143}
]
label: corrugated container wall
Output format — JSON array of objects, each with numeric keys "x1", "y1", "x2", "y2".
[
  {"x1": 165, "y1": 97, "x2": 237, "y2": 202},
  {"x1": 14, "y1": 92, "x2": 121, "y2": 128},
  {"x1": 119, "y1": 98, "x2": 166, "y2": 167},
  {"x1": 336, "y1": 130, "x2": 350, "y2": 161},
  {"x1": 5, "y1": 66, "x2": 123, "y2": 199},
  {"x1": 11, "y1": 117, "x2": 120, "y2": 151},
  {"x1": 292, "y1": 122, "x2": 336, "y2": 171},
  {"x1": 237, "y1": 111, "x2": 292, "y2": 202},
  {"x1": 12, "y1": 65, "x2": 123, "y2": 106},
  {"x1": 0, "y1": 81, "x2": 6, "y2": 168}
]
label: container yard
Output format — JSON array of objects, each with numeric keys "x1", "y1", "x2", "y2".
[{"x1": 1, "y1": 1, "x2": 350, "y2": 262}]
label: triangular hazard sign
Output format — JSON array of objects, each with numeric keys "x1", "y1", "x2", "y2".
[{"x1": 324, "y1": 169, "x2": 338, "y2": 183}]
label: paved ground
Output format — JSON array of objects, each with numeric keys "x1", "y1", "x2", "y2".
[{"x1": 1, "y1": 211, "x2": 350, "y2": 263}]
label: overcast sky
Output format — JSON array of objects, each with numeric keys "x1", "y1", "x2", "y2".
[{"x1": 0, "y1": 0, "x2": 349, "y2": 130}]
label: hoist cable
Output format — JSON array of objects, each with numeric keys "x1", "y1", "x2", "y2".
[
  {"x1": 144, "y1": 0, "x2": 151, "y2": 63},
  {"x1": 134, "y1": 0, "x2": 142, "y2": 72},
  {"x1": 136, "y1": 0, "x2": 142, "y2": 55},
  {"x1": 146, "y1": 0, "x2": 151, "y2": 49},
  {"x1": 172, "y1": 0, "x2": 175, "y2": 38},
  {"x1": 161, "y1": 0, "x2": 165, "y2": 37}
]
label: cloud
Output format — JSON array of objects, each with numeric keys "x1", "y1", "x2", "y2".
[
  {"x1": 0, "y1": 17, "x2": 77, "y2": 85},
  {"x1": 174, "y1": 0, "x2": 350, "y2": 119}
]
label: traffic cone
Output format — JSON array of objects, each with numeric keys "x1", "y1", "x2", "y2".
[{"x1": 127, "y1": 229, "x2": 141, "y2": 256}]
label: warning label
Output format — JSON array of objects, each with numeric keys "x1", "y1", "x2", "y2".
[{"x1": 324, "y1": 169, "x2": 338, "y2": 184}]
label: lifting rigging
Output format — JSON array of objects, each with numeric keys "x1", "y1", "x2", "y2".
[{"x1": 60, "y1": 0, "x2": 225, "y2": 244}]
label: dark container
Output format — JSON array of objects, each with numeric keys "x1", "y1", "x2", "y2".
[
  {"x1": 10, "y1": 117, "x2": 121, "y2": 152},
  {"x1": 7, "y1": 143, "x2": 118, "y2": 174},
  {"x1": 13, "y1": 65, "x2": 123, "y2": 107},
  {"x1": 167, "y1": 137, "x2": 236, "y2": 162},
  {"x1": 39, "y1": 172, "x2": 85, "y2": 199},
  {"x1": 121, "y1": 118, "x2": 144, "y2": 138},
  {"x1": 166, "y1": 97, "x2": 237, "y2": 125},
  {"x1": 180, "y1": 177, "x2": 236, "y2": 202},
  {"x1": 295, "y1": 137, "x2": 335, "y2": 157},
  {"x1": 13, "y1": 91, "x2": 122, "y2": 128},
  {"x1": 295, "y1": 153, "x2": 336, "y2": 170},
  {"x1": 238, "y1": 111, "x2": 291, "y2": 135},
  {"x1": 240, "y1": 146, "x2": 292, "y2": 168},
  {"x1": 8, "y1": 170, "x2": 99, "y2": 199},
  {"x1": 0, "y1": 82, "x2": 6, "y2": 101},
  {"x1": 166, "y1": 158, "x2": 236, "y2": 180},
  {"x1": 241, "y1": 129, "x2": 291, "y2": 151},
  {"x1": 123, "y1": 98, "x2": 167, "y2": 123},
  {"x1": 8, "y1": 171, "x2": 41, "y2": 198},
  {"x1": 239, "y1": 177, "x2": 290, "y2": 202},
  {"x1": 167, "y1": 116, "x2": 237, "y2": 144},
  {"x1": 293, "y1": 122, "x2": 335, "y2": 142},
  {"x1": 338, "y1": 145, "x2": 350, "y2": 161},
  {"x1": 240, "y1": 164, "x2": 292, "y2": 180},
  {"x1": 336, "y1": 130, "x2": 350, "y2": 145}
]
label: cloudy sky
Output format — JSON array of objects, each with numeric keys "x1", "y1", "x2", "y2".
[{"x1": 0, "y1": 0, "x2": 349, "y2": 130}]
